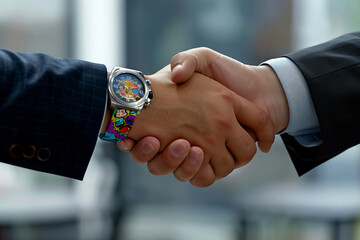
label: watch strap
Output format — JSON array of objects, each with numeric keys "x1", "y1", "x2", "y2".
[{"x1": 99, "y1": 108, "x2": 137, "y2": 142}]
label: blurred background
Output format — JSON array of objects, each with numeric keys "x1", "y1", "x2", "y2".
[{"x1": 0, "y1": 0, "x2": 360, "y2": 239}]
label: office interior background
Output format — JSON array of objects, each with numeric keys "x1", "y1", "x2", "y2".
[{"x1": 0, "y1": 0, "x2": 360, "y2": 239}]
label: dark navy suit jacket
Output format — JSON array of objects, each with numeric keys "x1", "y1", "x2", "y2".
[
  {"x1": 281, "y1": 32, "x2": 360, "y2": 176},
  {"x1": 0, "y1": 50, "x2": 108, "y2": 180}
]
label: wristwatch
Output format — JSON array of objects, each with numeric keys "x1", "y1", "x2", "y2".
[{"x1": 99, "y1": 67, "x2": 153, "y2": 142}]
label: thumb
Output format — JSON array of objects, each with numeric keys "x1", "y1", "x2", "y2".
[
  {"x1": 117, "y1": 138, "x2": 135, "y2": 152},
  {"x1": 232, "y1": 92, "x2": 275, "y2": 153},
  {"x1": 170, "y1": 51, "x2": 198, "y2": 84},
  {"x1": 170, "y1": 48, "x2": 246, "y2": 93}
]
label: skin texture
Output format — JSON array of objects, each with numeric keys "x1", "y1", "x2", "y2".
[
  {"x1": 170, "y1": 47, "x2": 289, "y2": 134},
  {"x1": 102, "y1": 65, "x2": 275, "y2": 187}
]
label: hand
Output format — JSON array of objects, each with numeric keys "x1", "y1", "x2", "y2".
[
  {"x1": 170, "y1": 47, "x2": 290, "y2": 146},
  {"x1": 101, "y1": 94, "x2": 205, "y2": 185},
  {"x1": 111, "y1": 65, "x2": 274, "y2": 187}
]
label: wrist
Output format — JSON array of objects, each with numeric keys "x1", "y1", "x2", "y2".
[
  {"x1": 99, "y1": 67, "x2": 153, "y2": 142},
  {"x1": 100, "y1": 72, "x2": 111, "y2": 134},
  {"x1": 259, "y1": 65, "x2": 289, "y2": 133},
  {"x1": 100, "y1": 106, "x2": 112, "y2": 134}
]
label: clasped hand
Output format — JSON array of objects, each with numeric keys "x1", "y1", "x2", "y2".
[{"x1": 102, "y1": 48, "x2": 289, "y2": 187}]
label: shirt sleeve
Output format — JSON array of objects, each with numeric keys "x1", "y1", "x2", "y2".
[{"x1": 261, "y1": 57, "x2": 322, "y2": 147}]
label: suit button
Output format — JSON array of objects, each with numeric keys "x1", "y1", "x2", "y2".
[
  {"x1": 37, "y1": 147, "x2": 51, "y2": 161},
  {"x1": 9, "y1": 144, "x2": 23, "y2": 158},
  {"x1": 23, "y1": 145, "x2": 37, "y2": 159}
]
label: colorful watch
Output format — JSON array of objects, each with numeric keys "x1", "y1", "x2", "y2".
[{"x1": 99, "y1": 67, "x2": 153, "y2": 142}]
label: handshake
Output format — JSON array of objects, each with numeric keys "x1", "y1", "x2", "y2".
[{"x1": 101, "y1": 48, "x2": 290, "y2": 187}]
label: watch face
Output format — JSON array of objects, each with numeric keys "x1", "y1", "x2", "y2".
[{"x1": 112, "y1": 73, "x2": 146, "y2": 103}]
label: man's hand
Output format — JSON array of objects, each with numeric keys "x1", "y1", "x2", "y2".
[
  {"x1": 170, "y1": 47, "x2": 290, "y2": 141},
  {"x1": 101, "y1": 106, "x2": 204, "y2": 184},
  {"x1": 112, "y1": 66, "x2": 274, "y2": 187}
]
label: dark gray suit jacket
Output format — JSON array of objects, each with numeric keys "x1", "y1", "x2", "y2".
[{"x1": 281, "y1": 32, "x2": 360, "y2": 176}]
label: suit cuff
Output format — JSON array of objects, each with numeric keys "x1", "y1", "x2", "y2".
[
  {"x1": 99, "y1": 89, "x2": 109, "y2": 136},
  {"x1": 261, "y1": 57, "x2": 322, "y2": 147}
]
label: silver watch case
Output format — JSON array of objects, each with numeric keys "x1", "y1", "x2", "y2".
[{"x1": 108, "y1": 67, "x2": 153, "y2": 114}]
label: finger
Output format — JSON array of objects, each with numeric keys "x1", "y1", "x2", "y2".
[
  {"x1": 225, "y1": 128, "x2": 257, "y2": 169},
  {"x1": 232, "y1": 93, "x2": 275, "y2": 153},
  {"x1": 173, "y1": 146, "x2": 204, "y2": 182},
  {"x1": 147, "y1": 139, "x2": 191, "y2": 175},
  {"x1": 171, "y1": 52, "x2": 197, "y2": 84},
  {"x1": 243, "y1": 127, "x2": 257, "y2": 142},
  {"x1": 189, "y1": 161, "x2": 216, "y2": 188},
  {"x1": 170, "y1": 47, "x2": 240, "y2": 86},
  {"x1": 129, "y1": 136, "x2": 161, "y2": 163},
  {"x1": 209, "y1": 148, "x2": 237, "y2": 180},
  {"x1": 171, "y1": 47, "x2": 221, "y2": 84},
  {"x1": 116, "y1": 138, "x2": 135, "y2": 152}
]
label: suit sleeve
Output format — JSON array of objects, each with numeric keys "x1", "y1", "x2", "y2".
[
  {"x1": 0, "y1": 49, "x2": 108, "y2": 180},
  {"x1": 280, "y1": 32, "x2": 360, "y2": 176}
]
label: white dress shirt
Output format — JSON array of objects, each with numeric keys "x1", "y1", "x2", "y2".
[{"x1": 263, "y1": 57, "x2": 322, "y2": 147}]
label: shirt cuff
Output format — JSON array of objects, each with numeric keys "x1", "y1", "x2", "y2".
[
  {"x1": 99, "y1": 89, "x2": 109, "y2": 136},
  {"x1": 261, "y1": 57, "x2": 322, "y2": 147}
]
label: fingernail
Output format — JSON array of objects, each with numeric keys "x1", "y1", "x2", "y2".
[
  {"x1": 171, "y1": 142, "x2": 187, "y2": 158},
  {"x1": 189, "y1": 150, "x2": 200, "y2": 164},
  {"x1": 141, "y1": 141, "x2": 155, "y2": 155},
  {"x1": 119, "y1": 141, "x2": 129, "y2": 151},
  {"x1": 172, "y1": 64, "x2": 182, "y2": 73}
]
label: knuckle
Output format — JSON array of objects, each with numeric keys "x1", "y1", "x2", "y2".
[
  {"x1": 236, "y1": 144, "x2": 257, "y2": 168},
  {"x1": 256, "y1": 110, "x2": 270, "y2": 130},
  {"x1": 214, "y1": 160, "x2": 234, "y2": 179},
  {"x1": 247, "y1": 144, "x2": 257, "y2": 162},
  {"x1": 215, "y1": 115, "x2": 234, "y2": 132},
  {"x1": 197, "y1": 47, "x2": 212, "y2": 54},
  {"x1": 218, "y1": 88, "x2": 233, "y2": 104},
  {"x1": 203, "y1": 135, "x2": 218, "y2": 150},
  {"x1": 197, "y1": 47, "x2": 220, "y2": 76},
  {"x1": 171, "y1": 51, "x2": 188, "y2": 66}
]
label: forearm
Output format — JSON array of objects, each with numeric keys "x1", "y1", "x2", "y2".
[
  {"x1": 0, "y1": 49, "x2": 108, "y2": 179},
  {"x1": 261, "y1": 58, "x2": 320, "y2": 140},
  {"x1": 283, "y1": 32, "x2": 360, "y2": 174},
  {"x1": 256, "y1": 65, "x2": 289, "y2": 133}
]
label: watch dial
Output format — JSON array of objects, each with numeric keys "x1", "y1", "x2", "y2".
[{"x1": 112, "y1": 73, "x2": 145, "y2": 102}]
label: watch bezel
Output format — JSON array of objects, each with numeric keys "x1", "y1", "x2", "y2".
[{"x1": 108, "y1": 67, "x2": 150, "y2": 111}]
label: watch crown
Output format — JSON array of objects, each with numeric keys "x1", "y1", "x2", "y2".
[
  {"x1": 148, "y1": 90, "x2": 154, "y2": 100},
  {"x1": 146, "y1": 79, "x2": 151, "y2": 86},
  {"x1": 144, "y1": 91, "x2": 153, "y2": 107}
]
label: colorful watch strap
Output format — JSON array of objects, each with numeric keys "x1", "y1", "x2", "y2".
[{"x1": 99, "y1": 108, "x2": 137, "y2": 142}]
